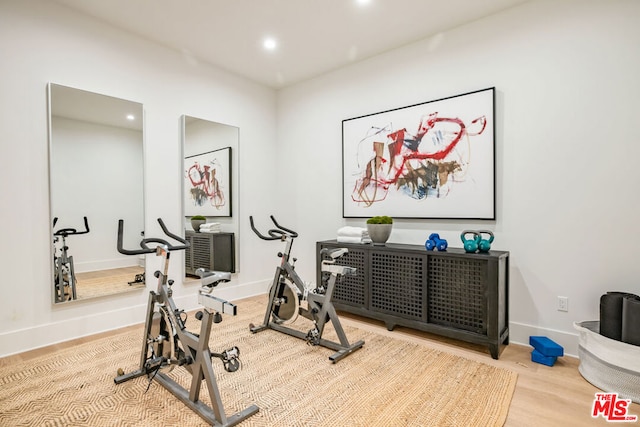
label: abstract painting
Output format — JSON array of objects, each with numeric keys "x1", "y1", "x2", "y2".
[
  {"x1": 342, "y1": 87, "x2": 495, "y2": 219},
  {"x1": 184, "y1": 147, "x2": 231, "y2": 217}
]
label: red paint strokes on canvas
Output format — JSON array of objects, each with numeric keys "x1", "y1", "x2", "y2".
[{"x1": 352, "y1": 112, "x2": 487, "y2": 206}]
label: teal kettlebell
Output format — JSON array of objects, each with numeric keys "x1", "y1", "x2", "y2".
[
  {"x1": 477, "y1": 230, "x2": 494, "y2": 253},
  {"x1": 461, "y1": 230, "x2": 481, "y2": 253}
]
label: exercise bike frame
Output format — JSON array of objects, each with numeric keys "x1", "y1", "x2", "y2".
[
  {"x1": 114, "y1": 218, "x2": 258, "y2": 427},
  {"x1": 249, "y1": 216, "x2": 364, "y2": 363}
]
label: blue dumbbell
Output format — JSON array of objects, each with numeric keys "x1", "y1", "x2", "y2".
[{"x1": 425, "y1": 233, "x2": 448, "y2": 251}]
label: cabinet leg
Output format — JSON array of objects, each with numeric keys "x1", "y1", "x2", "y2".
[
  {"x1": 489, "y1": 344, "x2": 500, "y2": 360},
  {"x1": 385, "y1": 322, "x2": 395, "y2": 331}
]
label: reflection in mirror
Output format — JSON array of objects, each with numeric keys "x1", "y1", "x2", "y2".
[
  {"x1": 182, "y1": 115, "x2": 239, "y2": 278},
  {"x1": 48, "y1": 83, "x2": 145, "y2": 304}
]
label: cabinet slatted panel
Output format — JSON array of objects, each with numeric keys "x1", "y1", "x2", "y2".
[
  {"x1": 370, "y1": 252, "x2": 424, "y2": 320},
  {"x1": 322, "y1": 248, "x2": 366, "y2": 307},
  {"x1": 185, "y1": 239, "x2": 192, "y2": 267},
  {"x1": 192, "y1": 236, "x2": 212, "y2": 269},
  {"x1": 427, "y1": 256, "x2": 486, "y2": 333},
  {"x1": 185, "y1": 231, "x2": 235, "y2": 274}
]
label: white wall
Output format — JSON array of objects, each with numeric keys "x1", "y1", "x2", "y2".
[
  {"x1": 0, "y1": 0, "x2": 278, "y2": 357},
  {"x1": 275, "y1": 0, "x2": 640, "y2": 355}
]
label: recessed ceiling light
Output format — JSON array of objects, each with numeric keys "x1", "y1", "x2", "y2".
[
  {"x1": 263, "y1": 37, "x2": 277, "y2": 51},
  {"x1": 356, "y1": 0, "x2": 371, "y2": 5},
  {"x1": 126, "y1": 114, "x2": 135, "y2": 121}
]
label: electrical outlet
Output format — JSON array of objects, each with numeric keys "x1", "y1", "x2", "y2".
[{"x1": 558, "y1": 296, "x2": 569, "y2": 312}]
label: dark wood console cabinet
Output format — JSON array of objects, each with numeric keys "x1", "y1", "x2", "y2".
[
  {"x1": 185, "y1": 231, "x2": 235, "y2": 275},
  {"x1": 316, "y1": 240, "x2": 509, "y2": 359}
]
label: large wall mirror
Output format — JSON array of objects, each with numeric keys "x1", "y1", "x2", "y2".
[
  {"x1": 48, "y1": 83, "x2": 145, "y2": 304},
  {"x1": 182, "y1": 115, "x2": 240, "y2": 278}
]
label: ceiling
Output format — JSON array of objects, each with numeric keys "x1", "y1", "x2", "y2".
[{"x1": 53, "y1": 0, "x2": 528, "y2": 89}]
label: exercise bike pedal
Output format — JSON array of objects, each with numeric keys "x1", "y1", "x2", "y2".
[
  {"x1": 305, "y1": 328, "x2": 320, "y2": 346},
  {"x1": 224, "y1": 358, "x2": 240, "y2": 373},
  {"x1": 212, "y1": 347, "x2": 241, "y2": 373}
]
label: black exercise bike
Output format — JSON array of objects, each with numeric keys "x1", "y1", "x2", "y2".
[
  {"x1": 249, "y1": 216, "x2": 364, "y2": 363},
  {"x1": 114, "y1": 218, "x2": 259, "y2": 426}
]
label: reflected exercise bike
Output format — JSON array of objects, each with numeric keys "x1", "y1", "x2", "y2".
[{"x1": 52, "y1": 216, "x2": 89, "y2": 302}]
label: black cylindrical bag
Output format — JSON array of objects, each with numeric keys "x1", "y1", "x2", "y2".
[
  {"x1": 600, "y1": 291, "x2": 637, "y2": 341},
  {"x1": 621, "y1": 295, "x2": 640, "y2": 346}
]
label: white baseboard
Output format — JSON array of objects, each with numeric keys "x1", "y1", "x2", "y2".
[
  {"x1": 0, "y1": 302, "x2": 148, "y2": 358},
  {"x1": 509, "y1": 321, "x2": 579, "y2": 358}
]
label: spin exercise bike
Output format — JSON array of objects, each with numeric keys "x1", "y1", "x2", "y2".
[
  {"x1": 249, "y1": 216, "x2": 364, "y2": 363},
  {"x1": 114, "y1": 218, "x2": 259, "y2": 427},
  {"x1": 52, "y1": 216, "x2": 90, "y2": 302}
]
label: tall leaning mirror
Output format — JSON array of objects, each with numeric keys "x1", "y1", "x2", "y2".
[
  {"x1": 48, "y1": 83, "x2": 145, "y2": 304},
  {"x1": 181, "y1": 115, "x2": 240, "y2": 279}
]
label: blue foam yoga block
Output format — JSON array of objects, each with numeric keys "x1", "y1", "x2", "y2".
[
  {"x1": 529, "y1": 336, "x2": 564, "y2": 357},
  {"x1": 531, "y1": 349, "x2": 557, "y2": 367}
]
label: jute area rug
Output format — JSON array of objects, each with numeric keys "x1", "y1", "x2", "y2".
[{"x1": 0, "y1": 297, "x2": 517, "y2": 426}]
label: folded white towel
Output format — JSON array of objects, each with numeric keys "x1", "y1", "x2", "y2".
[
  {"x1": 200, "y1": 223, "x2": 221, "y2": 231},
  {"x1": 337, "y1": 236, "x2": 366, "y2": 244},
  {"x1": 199, "y1": 222, "x2": 221, "y2": 233},
  {"x1": 337, "y1": 226, "x2": 367, "y2": 237}
]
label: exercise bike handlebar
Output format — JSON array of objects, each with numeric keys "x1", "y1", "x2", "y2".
[
  {"x1": 117, "y1": 218, "x2": 190, "y2": 255},
  {"x1": 53, "y1": 216, "x2": 90, "y2": 237},
  {"x1": 249, "y1": 215, "x2": 298, "y2": 240}
]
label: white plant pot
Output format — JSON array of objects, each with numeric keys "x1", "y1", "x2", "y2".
[
  {"x1": 191, "y1": 219, "x2": 205, "y2": 232},
  {"x1": 367, "y1": 224, "x2": 392, "y2": 245}
]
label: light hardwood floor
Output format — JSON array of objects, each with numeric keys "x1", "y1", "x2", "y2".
[
  {"x1": 3, "y1": 294, "x2": 637, "y2": 426},
  {"x1": 74, "y1": 266, "x2": 145, "y2": 300},
  {"x1": 338, "y1": 309, "x2": 639, "y2": 427}
]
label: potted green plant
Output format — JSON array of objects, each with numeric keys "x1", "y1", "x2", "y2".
[
  {"x1": 366, "y1": 215, "x2": 393, "y2": 245},
  {"x1": 190, "y1": 215, "x2": 206, "y2": 232}
]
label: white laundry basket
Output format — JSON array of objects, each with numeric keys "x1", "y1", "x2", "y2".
[{"x1": 574, "y1": 321, "x2": 640, "y2": 403}]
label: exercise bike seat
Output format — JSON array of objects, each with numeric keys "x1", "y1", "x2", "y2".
[{"x1": 196, "y1": 268, "x2": 231, "y2": 288}]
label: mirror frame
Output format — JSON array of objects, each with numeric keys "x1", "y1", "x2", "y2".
[
  {"x1": 181, "y1": 115, "x2": 240, "y2": 276},
  {"x1": 47, "y1": 83, "x2": 146, "y2": 304}
]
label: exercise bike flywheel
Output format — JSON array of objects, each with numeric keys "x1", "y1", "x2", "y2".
[{"x1": 271, "y1": 278, "x2": 301, "y2": 325}]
